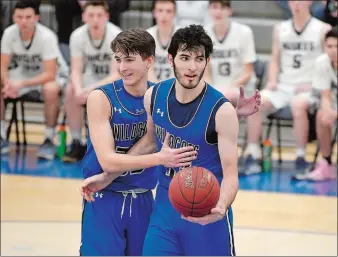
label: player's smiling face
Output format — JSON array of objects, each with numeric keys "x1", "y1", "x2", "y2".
[
  {"x1": 169, "y1": 46, "x2": 209, "y2": 89},
  {"x1": 114, "y1": 51, "x2": 154, "y2": 87}
]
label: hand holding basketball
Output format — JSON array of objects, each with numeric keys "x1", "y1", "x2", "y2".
[
  {"x1": 159, "y1": 133, "x2": 197, "y2": 168},
  {"x1": 182, "y1": 204, "x2": 226, "y2": 226},
  {"x1": 168, "y1": 166, "x2": 221, "y2": 219}
]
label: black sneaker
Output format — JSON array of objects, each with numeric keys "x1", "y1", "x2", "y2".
[{"x1": 62, "y1": 140, "x2": 86, "y2": 163}]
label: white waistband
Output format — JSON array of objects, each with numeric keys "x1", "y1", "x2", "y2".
[{"x1": 116, "y1": 188, "x2": 149, "y2": 194}]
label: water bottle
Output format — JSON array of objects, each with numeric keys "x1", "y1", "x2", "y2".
[
  {"x1": 262, "y1": 138, "x2": 273, "y2": 172},
  {"x1": 56, "y1": 125, "x2": 67, "y2": 158}
]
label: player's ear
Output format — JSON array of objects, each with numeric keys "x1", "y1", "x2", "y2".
[
  {"x1": 147, "y1": 55, "x2": 155, "y2": 69},
  {"x1": 206, "y1": 56, "x2": 210, "y2": 65},
  {"x1": 168, "y1": 54, "x2": 174, "y2": 67},
  {"x1": 35, "y1": 14, "x2": 40, "y2": 23}
]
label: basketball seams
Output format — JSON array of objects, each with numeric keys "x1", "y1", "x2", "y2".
[
  {"x1": 191, "y1": 167, "x2": 200, "y2": 216},
  {"x1": 193, "y1": 170, "x2": 216, "y2": 205},
  {"x1": 178, "y1": 172, "x2": 193, "y2": 206}
]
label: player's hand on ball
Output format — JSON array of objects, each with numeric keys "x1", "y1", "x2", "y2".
[
  {"x1": 182, "y1": 205, "x2": 226, "y2": 225},
  {"x1": 159, "y1": 133, "x2": 197, "y2": 168}
]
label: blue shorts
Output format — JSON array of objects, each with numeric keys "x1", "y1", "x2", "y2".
[
  {"x1": 80, "y1": 189, "x2": 154, "y2": 256},
  {"x1": 142, "y1": 186, "x2": 236, "y2": 256}
]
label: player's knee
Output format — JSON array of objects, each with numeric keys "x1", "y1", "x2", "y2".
[
  {"x1": 64, "y1": 83, "x2": 76, "y2": 102},
  {"x1": 317, "y1": 109, "x2": 331, "y2": 128},
  {"x1": 291, "y1": 98, "x2": 308, "y2": 117},
  {"x1": 43, "y1": 81, "x2": 61, "y2": 101},
  {"x1": 260, "y1": 98, "x2": 274, "y2": 114}
]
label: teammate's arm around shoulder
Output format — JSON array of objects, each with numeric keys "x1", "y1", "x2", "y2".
[
  {"x1": 215, "y1": 102, "x2": 239, "y2": 211},
  {"x1": 128, "y1": 87, "x2": 157, "y2": 155},
  {"x1": 86, "y1": 88, "x2": 197, "y2": 173}
]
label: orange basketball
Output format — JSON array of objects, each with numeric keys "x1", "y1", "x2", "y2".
[{"x1": 168, "y1": 166, "x2": 220, "y2": 217}]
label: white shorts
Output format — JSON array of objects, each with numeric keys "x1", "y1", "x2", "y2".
[{"x1": 261, "y1": 83, "x2": 319, "y2": 110}]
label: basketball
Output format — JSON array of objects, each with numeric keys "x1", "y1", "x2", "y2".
[{"x1": 168, "y1": 166, "x2": 220, "y2": 217}]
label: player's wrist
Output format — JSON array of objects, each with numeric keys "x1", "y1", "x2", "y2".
[{"x1": 153, "y1": 152, "x2": 165, "y2": 166}]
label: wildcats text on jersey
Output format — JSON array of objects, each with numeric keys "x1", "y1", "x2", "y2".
[
  {"x1": 113, "y1": 121, "x2": 147, "y2": 141},
  {"x1": 154, "y1": 124, "x2": 200, "y2": 152}
]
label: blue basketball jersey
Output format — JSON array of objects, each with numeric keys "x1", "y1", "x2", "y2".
[
  {"x1": 81, "y1": 79, "x2": 158, "y2": 191},
  {"x1": 152, "y1": 78, "x2": 229, "y2": 188}
]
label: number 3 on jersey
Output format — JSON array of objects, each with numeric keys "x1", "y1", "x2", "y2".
[
  {"x1": 115, "y1": 146, "x2": 144, "y2": 176},
  {"x1": 218, "y1": 62, "x2": 231, "y2": 76}
]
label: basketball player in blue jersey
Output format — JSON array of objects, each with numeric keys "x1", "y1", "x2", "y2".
[
  {"x1": 79, "y1": 28, "x2": 198, "y2": 256},
  {"x1": 141, "y1": 25, "x2": 239, "y2": 256},
  {"x1": 80, "y1": 29, "x2": 261, "y2": 257}
]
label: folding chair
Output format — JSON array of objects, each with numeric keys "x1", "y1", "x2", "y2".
[{"x1": 5, "y1": 91, "x2": 44, "y2": 146}]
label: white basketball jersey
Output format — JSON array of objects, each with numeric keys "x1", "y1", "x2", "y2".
[
  {"x1": 70, "y1": 22, "x2": 122, "y2": 87},
  {"x1": 278, "y1": 18, "x2": 326, "y2": 86},
  {"x1": 147, "y1": 25, "x2": 179, "y2": 81},
  {"x1": 313, "y1": 53, "x2": 337, "y2": 102},
  {"x1": 1, "y1": 23, "x2": 68, "y2": 84},
  {"x1": 205, "y1": 21, "x2": 256, "y2": 90}
]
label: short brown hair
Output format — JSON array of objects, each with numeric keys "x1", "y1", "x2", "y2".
[
  {"x1": 152, "y1": 0, "x2": 176, "y2": 11},
  {"x1": 83, "y1": 0, "x2": 109, "y2": 12},
  {"x1": 208, "y1": 0, "x2": 231, "y2": 8},
  {"x1": 110, "y1": 28, "x2": 156, "y2": 60}
]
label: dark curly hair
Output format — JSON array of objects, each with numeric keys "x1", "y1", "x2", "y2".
[
  {"x1": 168, "y1": 25, "x2": 214, "y2": 59},
  {"x1": 325, "y1": 26, "x2": 338, "y2": 40},
  {"x1": 111, "y1": 28, "x2": 155, "y2": 60}
]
